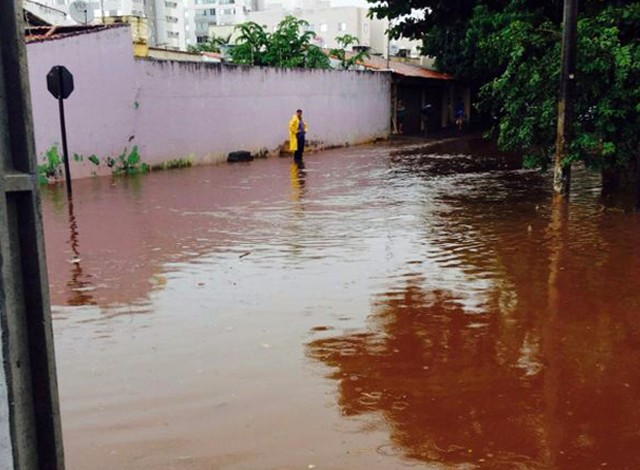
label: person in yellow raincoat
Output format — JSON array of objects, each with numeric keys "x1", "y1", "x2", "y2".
[{"x1": 288, "y1": 109, "x2": 308, "y2": 167}]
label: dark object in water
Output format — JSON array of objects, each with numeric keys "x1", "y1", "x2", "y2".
[{"x1": 227, "y1": 151, "x2": 253, "y2": 163}]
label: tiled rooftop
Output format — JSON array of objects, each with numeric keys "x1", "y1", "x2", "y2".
[
  {"x1": 360, "y1": 55, "x2": 453, "y2": 80},
  {"x1": 25, "y1": 23, "x2": 127, "y2": 44}
]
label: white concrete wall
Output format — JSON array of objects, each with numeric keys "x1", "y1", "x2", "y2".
[{"x1": 26, "y1": 26, "x2": 391, "y2": 179}]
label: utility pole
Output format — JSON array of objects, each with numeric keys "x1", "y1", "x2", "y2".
[
  {"x1": 1, "y1": 1, "x2": 65, "y2": 469},
  {"x1": 553, "y1": 0, "x2": 579, "y2": 196},
  {"x1": 386, "y1": 29, "x2": 390, "y2": 69}
]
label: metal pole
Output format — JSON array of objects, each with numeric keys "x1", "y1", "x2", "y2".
[
  {"x1": 0, "y1": 1, "x2": 65, "y2": 467},
  {"x1": 386, "y1": 22, "x2": 390, "y2": 69},
  {"x1": 553, "y1": 0, "x2": 578, "y2": 196},
  {"x1": 57, "y1": 68, "x2": 72, "y2": 197}
]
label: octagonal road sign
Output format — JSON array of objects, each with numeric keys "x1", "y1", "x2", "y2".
[{"x1": 46, "y1": 66, "x2": 74, "y2": 100}]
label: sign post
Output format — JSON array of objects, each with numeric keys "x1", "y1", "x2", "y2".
[{"x1": 46, "y1": 65, "x2": 74, "y2": 196}]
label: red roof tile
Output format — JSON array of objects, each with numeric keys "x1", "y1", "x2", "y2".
[
  {"x1": 360, "y1": 55, "x2": 453, "y2": 80},
  {"x1": 25, "y1": 24, "x2": 127, "y2": 44},
  {"x1": 201, "y1": 51, "x2": 223, "y2": 59}
]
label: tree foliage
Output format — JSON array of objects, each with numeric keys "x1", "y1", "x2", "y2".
[
  {"x1": 369, "y1": 0, "x2": 640, "y2": 173},
  {"x1": 231, "y1": 16, "x2": 330, "y2": 69},
  {"x1": 329, "y1": 34, "x2": 371, "y2": 70}
]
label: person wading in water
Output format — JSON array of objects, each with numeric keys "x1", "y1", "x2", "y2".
[{"x1": 289, "y1": 109, "x2": 308, "y2": 168}]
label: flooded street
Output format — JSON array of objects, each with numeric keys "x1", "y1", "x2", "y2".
[{"x1": 42, "y1": 137, "x2": 640, "y2": 469}]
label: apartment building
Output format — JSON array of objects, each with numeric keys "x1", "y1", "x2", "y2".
[
  {"x1": 34, "y1": 0, "x2": 146, "y2": 19},
  {"x1": 147, "y1": 0, "x2": 187, "y2": 50},
  {"x1": 95, "y1": 0, "x2": 186, "y2": 50},
  {"x1": 24, "y1": 0, "x2": 418, "y2": 55},
  {"x1": 183, "y1": 0, "x2": 257, "y2": 47},
  {"x1": 247, "y1": 0, "x2": 420, "y2": 57},
  {"x1": 23, "y1": 0, "x2": 73, "y2": 25},
  {"x1": 28, "y1": 0, "x2": 187, "y2": 50}
]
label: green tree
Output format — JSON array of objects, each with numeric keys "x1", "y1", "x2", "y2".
[
  {"x1": 231, "y1": 21, "x2": 270, "y2": 65},
  {"x1": 266, "y1": 16, "x2": 317, "y2": 67},
  {"x1": 306, "y1": 45, "x2": 332, "y2": 69},
  {"x1": 329, "y1": 34, "x2": 371, "y2": 70},
  {"x1": 369, "y1": 0, "x2": 640, "y2": 203},
  {"x1": 231, "y1": 16, "x2": 330, "y2": 69}
]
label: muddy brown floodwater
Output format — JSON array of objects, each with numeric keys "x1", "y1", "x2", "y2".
[{"x1": 42, "y1": 137, "x2": 640, "y2": 470}]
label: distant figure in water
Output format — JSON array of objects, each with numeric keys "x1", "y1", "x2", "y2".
[
  {"x1": 289, "y1": 109, "x2": 307, "y2": 168},
  {"x1": 395, "y1": 100, "x2": 406, "y2": 134},
  {"x1": 454, "y1": 98, "x2": 465, "y2": 131}
]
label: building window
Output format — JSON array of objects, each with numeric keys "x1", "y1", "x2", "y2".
[
  {"x1": 197, "y1": 36, "x2": 209, "y2": 43},
  {"x1": 319, "y1": 23, "x2": 328, "y2": 32},
  {"x1": 195, "y1": 9, "x2": 207, "y2": 16},
  {"x1": 209, "y1": 8, "x2": 216, "y2": 15},
  {"x1": 221, "y1": 7, "x2": 235, "y2": 15},
  {"x1": 338, "y1": 22, "x2": 347, "y2": 32},
  {"x1": 165, "y1": 1, "x2": 178, "y2": 7},
  {"x1": 219, "y1": 0, "x2": 234, "y2": 4}
]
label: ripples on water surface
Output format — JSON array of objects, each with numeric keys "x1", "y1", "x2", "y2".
[{"x1": 42, "y1": 137, "x2": 640, "y2": 469}]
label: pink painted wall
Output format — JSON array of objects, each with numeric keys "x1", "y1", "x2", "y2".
[
  {"x1": 27, "y1": 26, "x2": 138, "y2": 178},
  {"x1": 26, "y1": 27, "x2": 391, "y2": 179}
]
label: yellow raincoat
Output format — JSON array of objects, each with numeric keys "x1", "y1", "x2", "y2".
[{"x1": 288, "y1": 114, "x2": 308, "y2": 152}]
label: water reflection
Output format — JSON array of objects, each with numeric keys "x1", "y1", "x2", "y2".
[
  {"x1": 290, "y1": 162, "x2": 307, "y2": 202},
  {"x1": 309, "y1": 284, "x2": 547, "y2": 468},
  {"x1": 65, "y1": 197, "x2": 96, "y2": 306},
  {"x1": 307, "y1": 149, "x2": 640, "y2": 469},
  {"x1": 309, "y1": 273, "x2": 640, "y2": 467}
]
